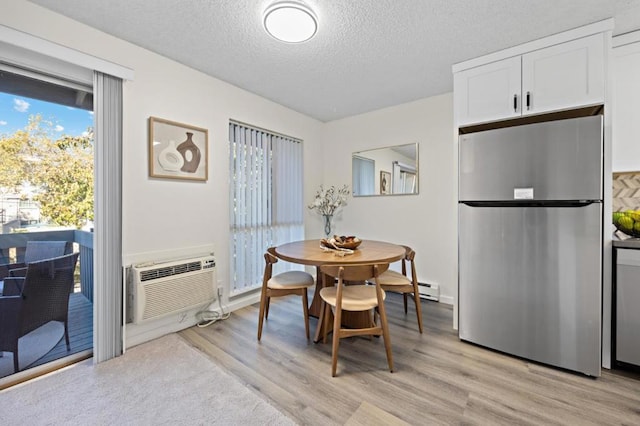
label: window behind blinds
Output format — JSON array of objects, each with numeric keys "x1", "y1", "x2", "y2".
[
  {"x1": 352, "y1": 155, "x2": 375, "y2": 196},
  {"x1": 228, "y1": 121, "x2": 304, "y2": 296}
]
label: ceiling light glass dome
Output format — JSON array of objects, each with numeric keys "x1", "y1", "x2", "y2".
[{"x1": 263, "y1": 1, "x2": 318, "y2": 43}]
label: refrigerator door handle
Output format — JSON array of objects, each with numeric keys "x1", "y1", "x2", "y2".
[{"x1": 460, "y1": 200, "x2": 599, "y2": 208}]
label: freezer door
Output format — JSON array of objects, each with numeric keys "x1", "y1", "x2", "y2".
[
  {"x1": 458, "y1": 203, "x2": 602, "y2": 376},
  {"x1": 459, "y1": 115, "x2": 603, "y2": 201}
]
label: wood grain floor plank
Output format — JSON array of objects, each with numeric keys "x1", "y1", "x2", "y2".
[
  {"x1": 180, "y1": 293, "x2": 640, "y2": 425},
  {"x1": 181, "y1": 327, "x2": 338, "y2": 425}
]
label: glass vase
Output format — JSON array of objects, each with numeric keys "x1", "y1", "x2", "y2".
[{"x1": 323, "y1": 214, "x2": 333, "y2": 238}]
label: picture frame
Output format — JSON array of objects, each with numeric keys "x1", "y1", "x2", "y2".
[
  {"x1": 380, "y1": 170, "x2": 391, "y2": 195},
  {"x1": 148, "y1": 116, "x2": 208, "y2": 181}
]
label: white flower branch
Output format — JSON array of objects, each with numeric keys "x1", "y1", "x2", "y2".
[{"x1": 307, "y1": 184, "x2": 350, "y2": 217}]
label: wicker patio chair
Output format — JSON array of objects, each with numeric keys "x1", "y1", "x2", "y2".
[
  {"x1": 0, "y1": 252, "x2": 79, "y2": 373},
  {"x1": 0, "y1": 241, "x2": 71, "y2": 294}
]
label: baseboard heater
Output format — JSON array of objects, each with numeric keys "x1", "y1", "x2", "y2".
[
  {"x1": 130, "y1": 255, "x2": 216, "y2": 324},
  {"x1": 418, "y1": 282, "x2": 439, "y2": 301}
]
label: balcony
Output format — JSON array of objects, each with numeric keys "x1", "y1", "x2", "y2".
[{"x1": 0, "y1": 229, "x2": 93, "y2": 378}]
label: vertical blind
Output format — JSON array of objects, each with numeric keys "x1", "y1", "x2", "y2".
[
  {"x1": 93, "y1": 71, "x2": 123, "y2": 362},
  {"x1": 229, "y1": 121, "x2": 304, "y2": 296},
  {"x1": 392, "y1": 161, "x2": 418, "y2": 194},
  {"x1": 352, "y1": 155, "x2": 375, "y2": 196}
]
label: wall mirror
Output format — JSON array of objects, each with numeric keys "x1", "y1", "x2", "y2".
[{"x1": 352, "y1": 143, "x2": 419, "y2": 196}]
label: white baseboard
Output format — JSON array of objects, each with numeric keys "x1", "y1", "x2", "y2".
[
  {"x1": 439, "y1": 294, "x2": 454, "y2": 306},
  {"x1": 124, "y1": 291, "x2": 260, "y2": 350},
  {"x1": 123, "y1": 289, "x2": 453, "y2": 350},
  {"x1": 124, "y1": 307, "x2": 202, "y2": 349},
  {"x1": 226, "y1": 292, "x2": 261, "y2": 312}
]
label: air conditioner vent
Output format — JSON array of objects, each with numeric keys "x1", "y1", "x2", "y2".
[
  {"x1": 131, "y1": 255, "x2": 216, "y2": 323},
  {"x1": 139, "y1": 261, "x2": 203, "y2": 282}
]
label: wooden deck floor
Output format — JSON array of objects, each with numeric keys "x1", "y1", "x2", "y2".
[
  {"x1": 30, "y1": 292, "x2": 93, "y2": 368},
  {"x1": 0, "y1": 292, "x2": 92, "y2": 388}
]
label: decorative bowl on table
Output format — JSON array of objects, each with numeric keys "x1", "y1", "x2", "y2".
[{"x1": 321, "y1": 235, "x2": 362, "y2": 250}]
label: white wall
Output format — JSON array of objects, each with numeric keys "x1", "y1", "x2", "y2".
[
  {"x1": 3, "y1": 1, "x2": 459, "y2": 345},
  {"x1": 322, "y1": 94, "x2": 457, "y2": 305},
  {"x1": 2, "y1": 0, "x2": 325, "y2": 344}
]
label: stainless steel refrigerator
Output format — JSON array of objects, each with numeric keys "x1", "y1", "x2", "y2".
[{"x1": 458, "y1": 115, "x2": 603, "y2": 377}]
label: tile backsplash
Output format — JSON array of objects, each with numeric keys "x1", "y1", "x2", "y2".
[{"x1": 613, "y1": 172, "x2": 640, "y2": 212}]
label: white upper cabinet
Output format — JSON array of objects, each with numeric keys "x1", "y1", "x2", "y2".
[
  {"x1": 454, "y1": 56, "x2": 522, "y2": 125},
  {"x1": 454, "y1": 23, "x2": 610, "y2": 127},
  {"x1": 522, "y1": 34, "x2": 604, "y2": 115},
  {"x1": 612, "y1": 35, "x2": 640, "y2": 172}
]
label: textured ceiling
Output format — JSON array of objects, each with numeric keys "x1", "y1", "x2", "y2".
[{"x1": 27, "y1": 0, "x2": 640, "y2": 122}]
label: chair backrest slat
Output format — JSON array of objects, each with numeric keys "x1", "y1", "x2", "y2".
[
  {"x1": 24, "y1": 241, "x2": 70, "y2": 264},
  {"x1": 20, "y1": 252, "x2": 79, "y2": 336}
]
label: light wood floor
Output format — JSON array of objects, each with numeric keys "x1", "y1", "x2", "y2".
[{"x1": 180, "y1": 292, "x2": 640, "y2": 425}]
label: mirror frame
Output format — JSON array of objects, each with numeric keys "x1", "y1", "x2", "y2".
[{"x1": 352, "y1": 142, "x2": 419, "y2": 197}]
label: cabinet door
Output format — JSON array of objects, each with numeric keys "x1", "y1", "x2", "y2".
[
  {"x1": 616, "y1": 249, "x2": 640, "y2": 366},
  {"x1": 612, "y1": 40, "x2": 640, "y2": 172},
  {"x1": 454, "y1": 56, "x2": 521, "y2": 126},
  {"x1": 522, "y1": 33, "x2": 604, "y2": 115}
]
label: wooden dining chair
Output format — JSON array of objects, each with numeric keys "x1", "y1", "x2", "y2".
[
  {"x1": 257, "y1": 247, "x2": 315, "y2": 341},
  {"x1": 319, "y1": 263, "x2": 393, "y2": 377},
  {"x1": 373, "y1": 245, "x2": 423, "y2": 333}
]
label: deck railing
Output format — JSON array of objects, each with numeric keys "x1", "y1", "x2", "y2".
[{"x1": 0, "y1": 229, "x2": 94, "y2": 302}]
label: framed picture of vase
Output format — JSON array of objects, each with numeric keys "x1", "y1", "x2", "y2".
[
  {"x1": 148, "y1": 116, "x2": 208, "y2": 181},
  {"x1": 380, "y1": 170, "x2": 391, "y2": 195}
]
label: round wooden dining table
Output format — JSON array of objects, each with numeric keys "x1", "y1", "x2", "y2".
[{"x1": 274, "y1": 239, "x2": 405, "y2": 342}]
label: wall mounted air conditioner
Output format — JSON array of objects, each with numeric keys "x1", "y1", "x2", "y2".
[{"x1": 131, "y1": 255, "x2": 216, "y2": 324}]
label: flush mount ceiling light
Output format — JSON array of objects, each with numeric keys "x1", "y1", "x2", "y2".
[{"x1": 263, "y1": 1, "x2": 318, "y2": 43}]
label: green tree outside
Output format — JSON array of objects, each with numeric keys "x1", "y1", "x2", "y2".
[{"x1": 0, "y1": 114, "x2": 93, "y2": 229}]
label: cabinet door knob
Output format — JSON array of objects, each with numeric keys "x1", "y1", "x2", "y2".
[
  {"x1": 526, "y1": 91, "x2": 531, "y2": 110},
  {"x1": 513, "y1": 94, "x2": 518, "y2": 112}
]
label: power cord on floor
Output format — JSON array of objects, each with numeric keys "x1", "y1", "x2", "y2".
[{"x1": 196, "y1": 292, "x2": 231, "y2": 327}]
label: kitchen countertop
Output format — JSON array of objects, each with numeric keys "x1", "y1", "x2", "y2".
[{"x1": 612, "y1": 232, "x2": 640, "y2": 249}]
